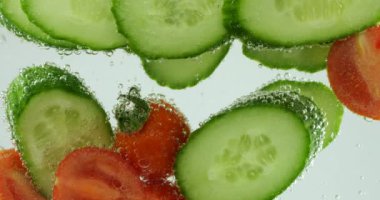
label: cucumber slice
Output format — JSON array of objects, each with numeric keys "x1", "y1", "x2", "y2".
[
  {"x1": 142, "y1": 43, "x2": 231, "y2": 89},
  {"x1": 224, "y1": 0, "x2": 380, "y2": 47},
  {"x1": 112, "y1": 0, "x2": 229, "y2": 59},
  {"x1": 261, "y1": 80, "x2": 344, "y2": 148},
  {"x1": 6, "y1": 65, "x2": 113, "y2": 198},
  {"x1": 175, "y1": 91, "x2": 326, "y2": 200},
  {"x1": 243, "y1": 44, "x2": 331, "y2": 73},
  {"x1": 0, "y1": 0, "x2": 76, "y2": 48},
  {"x1": 22, "y1": 0, "x2": 127, "y2": 50}
]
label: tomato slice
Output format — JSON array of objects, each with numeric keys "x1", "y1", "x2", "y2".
[
  {"x1": 145, "y1": 182, "x2": 185, "y2": 200},
  {"x1": 328, "y1": 25, "x2": 380, "y2": 119},
  {"x1": 53, "y1": 147, "x2": 147, "y2": 200},
  {"x1": 0, "y1": 149, "x2": 45, "y2": 200}
]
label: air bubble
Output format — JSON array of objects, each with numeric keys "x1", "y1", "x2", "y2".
[
  {"x1": 358, "y1": 190, "x2": 365, "y2": 196},
  {"x1": 364, "y1": 117, "x2": 374, "y2": 123},
  {"x1": 137, "y1": 159, "x2": 150, "y2": 169},
  {"x1": 57, "y1": 49, "x2": 75, "y2": 56},
  {"x1": 0, "y1": 34, "x2": 6, "y2": 43},
  {"x1": 104, "y1": 51, "x2": 114, "y2": 57},
  {"x1": 85, "y1": 49, "x2": 98, "y2": 55}
]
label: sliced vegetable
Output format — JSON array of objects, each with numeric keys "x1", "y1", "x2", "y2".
[
  {"x1": 115, "y1": 89, "x2": 190, "y2": 182},
  {"x1": 53, "y1": 147, "x2": 147, "y2": 200},
  {"x1": 243, "y1": 44, "x2": 330, "y2": 73},
  {"x1": 0, "y1": 149, "x2": 45, "y2": 200},
  {"x1": 261, "y1": 80, "x2": 344, "y2": 148},
  {"x1": 0, "y1": 0, "x2": 76, "y2": 48},
  {"x1": 6, "y1": 65, "x2": 114, "y2": 198},
  {"x1": 224, "y1": 0, "x2": 380, "y2": 47},
  {"x1": 142, "y1": 43, "x2": 231, "y2": 89},
  {"x1": 176, "y1": 91, "x2": 326, "y2": 200},
  {"x1": 146, "y1": 182, "x2": 185, "y2": 200},
  {"x1": 112, "y1": 0, "x2": 229, "y2": 58},
  {"x1": 328, "y1": 25, "x2": 380, "y2": 119},
  {"x1": 22, "y1": 0, "x2": 127, "y2": 50}
]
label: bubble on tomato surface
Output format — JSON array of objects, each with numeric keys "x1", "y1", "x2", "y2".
[{"x1": 137, "y1": 159, "x2": 151, "y2": 169}]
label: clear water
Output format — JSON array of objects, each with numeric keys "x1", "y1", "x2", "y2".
[{"x1": 1, "y1": 26, "x2": 380, "y2": 199}]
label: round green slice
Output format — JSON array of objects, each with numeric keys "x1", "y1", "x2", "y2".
[
  {"x1": 176, "y1": 91, "x2": 326, "y2": 200},
  {"x1": 243, "y1": 44, "x2": 331, "y2": 73},
  {"x1": 6, "y1": 65, "x2": 114, "y2": 198},
  {"x1": 22, "y1": 0, "x2": 127, "y2": 50},
  {"x1": 225, "y1": 0, "x2": 380, "y2": 46},
  {"x1": 261, "y1": 80, "x2": 344, "y2": 148},
  {"x1": 0, "y1": 0, "x2": 76, "y2": 48},
  {"x1": 112, "y1": 0, "x2": 229, "y2": 59},
  {"x1": 142, "y1": 43, "x2": 231, "y2": 89}
]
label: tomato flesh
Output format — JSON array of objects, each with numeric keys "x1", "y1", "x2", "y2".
[
  {"x1": 328, "y1": 26, "x2": 380, "y2": 119},
  {"x1": 53, "y1": 147, "x2": 147, "y2": 200},
  {"x1": 0, "y1": 149, "x2": 45, "y2": 200},
  {"x1": 146, "y1": 182, "x2": 185, "y2": 200}
]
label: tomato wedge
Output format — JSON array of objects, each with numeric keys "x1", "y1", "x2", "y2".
[
  {"x1": 328, "y1": 25, "x2": 380, "y2": 119},
  {"x1": 0, "y1": 149, "x2": 45, "y2": 200},
  {"x1": 53, "y1": 147, "x2": 147, "y2": 200}
]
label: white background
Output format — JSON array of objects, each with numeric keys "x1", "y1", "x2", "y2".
[{"x1": 1, "y1": 26, "x2": 380, "y2": 200}]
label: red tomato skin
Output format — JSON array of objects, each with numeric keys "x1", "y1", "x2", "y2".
[
  {"x1": 328, "y1": 26, "x2": 380, "y2": 119},
  {"x1": 146, "y1": 182, "x2": 185, "y2": 200},
  {"x1": 115, "y1": 101, "x2": 190, "y2": 181},
  {"x1": 53, "y1": 147, "x2": 147, "y2": 200},
  {"x1": 0, "y1": 149, "x2": 45, "y2": 200}
]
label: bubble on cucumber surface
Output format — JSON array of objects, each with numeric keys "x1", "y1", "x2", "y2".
[
  {"x1": 56, "y1": 45, "x2": 114, "y2": 57},
  {"x1": 240, "y1": 91, "x2": 325, "y2": 157},
  {"x1": 245, "y1": 42, "x2": 324, "y2": 53}
]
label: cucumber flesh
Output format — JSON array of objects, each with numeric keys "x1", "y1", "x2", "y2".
[
  {"x1": 243, "y1": 44, "x2": 330, "y2": 73},
  {"x1": 6, "y1": 65, "x2": 113, "y2": 198},
  {"x1": 261, "y1": 80, "x2": 344, "y2": 148},
  {"x1": 0, "y1": 0, "x2": 76, "y2": 48},
  {"x1": 22, "y1": 0, "x2": 127, "y2": 50},
  {"x1": 112, "y1": 0, "x2": 229, "y2": 59},
  {"x1": 225, "y1": 0, "x2": 380, "y2": 46},
  {"x1": 142, "y1": 43, "x2": 231, "y2": 89},
  {"x1": 176, "y1": 91, "x2": 325, "y2": 200}
]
